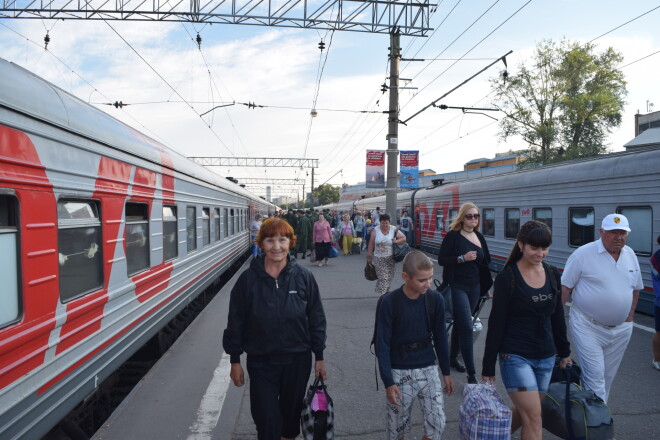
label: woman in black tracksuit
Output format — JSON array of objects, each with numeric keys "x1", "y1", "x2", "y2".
[{"x1": 223, "y1": 218, "x2": 327, "y2": 440}]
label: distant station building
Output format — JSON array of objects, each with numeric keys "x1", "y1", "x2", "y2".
[
  {"x1": 627, "y1": 110, "x2": 660, "y2": 150},
  {"x1": 338, "y1": 151, "x2": 520, "y2": 201}
]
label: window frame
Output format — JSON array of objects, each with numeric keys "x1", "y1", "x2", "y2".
[
  {"x1": 214, "y1": 208, "x2": 221, "y2": 242},
  {"x1": 202, "y1": 207, "x2": 211, "y2": 246},
  {"x1": 163, "y1": 205, "x2": 178, "y2": 262},
  {"x1": 616, "y1": 205, "x2": 653, "y2": 256},
  {"x1": 224, "y1": 208, "x2": 229, "y2": 238},
  {"x1": 532, "y1": 207, "x2": 553, "y2": 230},
  {"x1": 125, "y1": 202, "x2": 150, "y2": 276},
  {"x1": 482, "y1": 208, "x2": 495, "y2": 237},
  {"x1": 57, "y1": 198, "x2": 104, "y2": 302},
  {"x1": 0, "y1": 194, "x2": 21, "y2": 328},
  {"x1": 186, "y1": 206, "x2": 197, "y2": 253},
  {"x1": 568, "y1": 206, "x2": 595, "y2": 248},
  {"x1": 504, "y1": 208, "x2": 520, "y2": 240}
]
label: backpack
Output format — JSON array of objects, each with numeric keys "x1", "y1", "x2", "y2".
[{"x1": 369, "y1": 288, "x2": 437, "y2": 389}]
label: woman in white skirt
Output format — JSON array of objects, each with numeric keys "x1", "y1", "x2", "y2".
[{"x1": 366, "y1": 213, "x2": 407, "y2": 295}]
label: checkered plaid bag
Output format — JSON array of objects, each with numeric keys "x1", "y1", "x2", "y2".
[
  {"x1": 300, "y1": 376, "x2": 334, "y2": 440},
  {"x1": 459, "y1": 383, "x2": 512, "y2": 440}
]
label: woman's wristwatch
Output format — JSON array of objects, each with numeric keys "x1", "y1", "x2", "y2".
[{"x1": 457, "y1": 255, "x2": 465, "y2": 263}]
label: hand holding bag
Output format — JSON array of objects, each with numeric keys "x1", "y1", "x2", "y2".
[
  {"x1": 459, "y1": 382, "x2": 512, "y2": 440},
  {"x1": 364, "y1": 262, "x2": 378, "y2": 281},
  {"x1": 301, "y1": 376, "x2": 334, "y2": 440},
  {"x1": 391, "y1": 227, "x2": 411, "y2": 263}
]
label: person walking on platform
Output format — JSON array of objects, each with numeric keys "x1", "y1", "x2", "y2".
[
  {"x1": 249, "y1": 214, "x2": 263, "y2": 258},
  {"x1": 313, "y1": 214, "x2": 333, "y2": 267},
  {"x1": 339, "y1": 214, "x2": 356, "y2": 256},
  {"x1": 296, "y1": 209, "x2": 312, "y2": 259},
  {"x1": 367, "y1": 213, "x2": 407, "y2": 295},
  {"x1": 651, "y1": 234, "x2": 660, "y2": 371},
  {"x1": 375, "y1": 251, "x2": 454, "y2": 440},
  {"x1": 223, "y1": 218, "x2": 327, "y2": 440},
  {"x1": 438, "y1": 202, "x2": 492, "y2": 384},
  {"x1": 482, "y1": 221, "x2": 572, "y2": 440},
  {"x1": 398, "y1": 210, "x2": 411, "y2": 242},
  {"x1": 305, "y1": 210, "x2": 314, "y2": 257},
  {"x1": 561, "y1": 213, "x2": 643, "y2": 403}
]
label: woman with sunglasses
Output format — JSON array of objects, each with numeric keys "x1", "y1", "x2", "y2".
[{"x1": 438, "y1": 202, "x2": 492, "y2": 383}]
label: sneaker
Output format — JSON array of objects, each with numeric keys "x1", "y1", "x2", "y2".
[
  {"x1": 318, "y1": 261, "x2": 323, "y2": 267},
  {"x1": 653, "y1": 360, "x2": 660, "y2": 371}
]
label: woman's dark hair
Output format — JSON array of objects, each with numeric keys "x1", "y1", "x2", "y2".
[
  {"x1": 504, "y1": 220, "x2": 552, "y2": 267},
  {"x1": 379, "y1": 213, "x2": 391, "y2": 223}
]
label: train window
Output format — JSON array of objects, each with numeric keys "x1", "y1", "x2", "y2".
[
  {"x1": 224, "y1": 208, "x2": 229, "y2": 238},
  {"x1": 126, "y1": 203, "x2": 150, "y2": 276},
  {"x1": 0, "y1": 196, "x2": 20, "y2": 327},
  {"x1": 569, "y1": 207, "x2": 595, "y2": 247},
  {"x1": 435, "y1": 209, "x2": 442, "y2": 231},
  {"x1": 230, "y1": 209, "x2": 235, "y2": 235},
  {"x1": 187, "y1": 206, "x2": 197, "y2": 252},
  {"x1": 202, "y1": 208, "x2": 211, "y2": 246},
  {"x1": 505, "y1": 209, "x2": 520, "y2": 239},
  {"x1": 533, "y1": 208, "x2": 553, "y2": 230},
  {"x1": 447, "y1": 209, "x2": 458, "y2": 232},
  {"x1": 163, "y1": 206, "x2": 178, "y2": 261},
  {"x1": 58, "y1": 200, "x2": 103, "y2": 302},
  {"x1": 482, "y1": 209, "x2": 495, "y2": 237},
  {"x1": 617, "y1": 206, "x2": 652, "y2": 255},
  {"x1": 214, "y1": 208, "x2": 221, "y2": 242}
]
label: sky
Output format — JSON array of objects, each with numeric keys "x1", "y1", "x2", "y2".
[{"x1": 1, "y1": 0, "x2": 659, "y2": 201}]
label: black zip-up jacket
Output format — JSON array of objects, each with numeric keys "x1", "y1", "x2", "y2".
[{"x1": 222, "y1": 255, "x2": 327, "y2": 363}]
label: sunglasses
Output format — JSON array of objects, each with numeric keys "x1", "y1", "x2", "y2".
[{"x1": 464, "y1": 214, "x2": 481, "y2": 220}]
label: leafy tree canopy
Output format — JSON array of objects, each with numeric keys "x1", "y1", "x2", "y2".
[
  {"x1": 492, "y1": 39, "x2": 627, "y2": 166},
  {"x1": 313, "y1": 184, "x2": 340, "y2": 206}
]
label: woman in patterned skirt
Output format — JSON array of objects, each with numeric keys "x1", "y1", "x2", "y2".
[{"x1": 367, "y1": 213, "x2": 407, "y2": 295}]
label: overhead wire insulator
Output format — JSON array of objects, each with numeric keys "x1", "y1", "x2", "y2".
[
  {"x1": 318, "y1": 40, "x2": 325, "y2": 51},
  {"x1": 196, "y1": 33, "x2": 202, "y2": 49},
  {"x1": 44, "y1": 31, "x2": 50, "y2": 50},
  {"x1": 113, "y1": 101, "x2": 125, "y2": 109},
  {"x1": 381, "y1": 83, "x2": 388, "y2": 93}
]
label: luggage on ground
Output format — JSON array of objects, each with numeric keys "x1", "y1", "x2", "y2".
[
  {"x1": 459, "y1": 383, "x2": 512, "y2": 440},
  {"x1": 301, "y1": 376, "x2": 334, "y2": 440}
]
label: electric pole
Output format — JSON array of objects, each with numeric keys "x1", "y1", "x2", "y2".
[{"x1": 385, "y1": 31, "x2": 400, "y2": 218}]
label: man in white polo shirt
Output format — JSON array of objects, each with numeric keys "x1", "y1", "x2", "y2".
[{"x1": 561, "y1": 213, "x2": 643, "y2": 403}]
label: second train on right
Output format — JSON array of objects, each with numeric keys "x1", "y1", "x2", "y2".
[{"x1": 326, "y1": 147, "x2": 660, "y2": 315}]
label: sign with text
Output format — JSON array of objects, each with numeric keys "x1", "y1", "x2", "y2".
[
  {"x1": 399, "y1": 150, "x2": 419, "y2": 189},
  {"x1": 366, "y1": 150, "x2": 386, "y2": 188}
]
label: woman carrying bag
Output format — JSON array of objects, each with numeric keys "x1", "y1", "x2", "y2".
[
  {"x1": 313, "y1": 214, "x2": 333, "y2": 267},
  {"x1": 438, "y1": 202, "x2": 492, "y2": 384},
  {"x1": 367, "y1": 213, "x2": 407, "y2": 295}
]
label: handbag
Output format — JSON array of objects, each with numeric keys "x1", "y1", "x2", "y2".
[
  {"x1": 391, "y1": 227, "x2": 411, "y2": 263},
  {"x1": 301, "y1": 376, "x2": 334, "y2": 440},
  {"x1": 364, "y1": 262, "x2": 378, "y2": 281},
  {"x1": 328, "y1": 246, "x2": 338, "y2": 258},
  {"x1": 459, "y1": 383, "x2": 512, "y2": 440}
]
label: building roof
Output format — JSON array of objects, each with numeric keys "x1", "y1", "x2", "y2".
[{"x1": 625, "y1": 127, "x2": 660, "y2": 148}]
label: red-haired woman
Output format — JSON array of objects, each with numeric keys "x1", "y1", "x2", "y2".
[{"x1": 223, "y1": 218, "x2": 328, "y2": 440}]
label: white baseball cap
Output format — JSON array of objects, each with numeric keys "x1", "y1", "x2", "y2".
[{"x1": 601, "y1": 214, "x2": 631, "y2": 232}]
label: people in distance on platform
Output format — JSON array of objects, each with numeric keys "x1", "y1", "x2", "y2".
[
  {"x1": 313, "y1": 213, "x2": 333, "y2": 267},
  {"x1": 339, "y1": 214, "x2": 356, "y2": 256},
  {"x1": 364, "y1": 219, "x2": 373, "y2": 251},
  {"x1": 651, "y1": 235, "x2": 660, "y2": 371},
  {"x1": 482, "y1": 220, "x2": 572, "y2": 440},
  {"x1": 561, "y1": 213, "x2": 643, "y2": 403},
  {"x1": 222, "y1": 218, "x2": 327, "y2": 440},
  {"x1": 296, "y1": 209, "x2": 312, "y2": 260},
  {"x1": 375, "y1": 251, "x2": 454, "y2": 440},
  {"x1": 398, "y1": 210, "x2": 411, "y2": 243},
  {"x1": 249, "y1": 214, "x2": 263, "y2": 258},
  {"x1": 437, "y1": 202, "x2": 492, "y2": 384},
  {"x1": 372, "y1": 206, "x2": 381, "y2": 226},
  {"x1": 367, "y1": 213, "x2": 407, "y2": 295},
  {"x1": 354, "y1": 212, "x2": 365, "y2": 247}
]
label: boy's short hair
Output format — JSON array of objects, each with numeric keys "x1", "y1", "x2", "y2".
[{"x1": 402, "y1": 250, "x2": 433, "y2": 276}]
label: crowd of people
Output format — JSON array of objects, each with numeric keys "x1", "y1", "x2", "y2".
[{"x1": 224, "y1": 205, "x2": 654, "y2": 440}]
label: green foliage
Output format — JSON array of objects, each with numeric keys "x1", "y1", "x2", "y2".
[
  {"x1": 313, "y1": 184, "x2": 340, "y2": 206},
  {"x1": 492, "y1": 40, "x2": 627, "y2": 166}
]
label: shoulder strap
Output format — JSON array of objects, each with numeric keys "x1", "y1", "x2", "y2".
[{"x1": 424, "y1": 290, "x2": 436, "y2": 337}]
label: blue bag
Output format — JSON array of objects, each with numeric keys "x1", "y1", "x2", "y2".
[{"x1": 328, "y1": 246, "x2": 338, "y2": 258}]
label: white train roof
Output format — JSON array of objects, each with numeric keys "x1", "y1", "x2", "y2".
[{"x1": 0, "y1": 58, "x2": 274, "y2": 207}]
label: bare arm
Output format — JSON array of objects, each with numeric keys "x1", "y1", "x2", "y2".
[
  {"x1": 367, "y1": 230, "x2": 376, "y2": 262},
  {"x1": 627, "y1": 290, "x2": 639, "y2": 322},
  {"x1": 393, "y1": 230, "x2": 407, "y2": 243},
  {"x1": 561, "y1": 285, "x2": 573, "y2": 305}
]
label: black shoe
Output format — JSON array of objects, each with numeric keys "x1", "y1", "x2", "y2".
[
  {"x1": 450, "y1": 358, "x2": 466, "y2": 373},
  {"x1": 467, "y1": 373, "x2": 478, "y2": 384}
]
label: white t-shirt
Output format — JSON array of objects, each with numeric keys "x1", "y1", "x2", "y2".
[
  {"x1": 373, "y1": 225, "x2": 395, "y2": 257},
  {"x1": 249, "y1": 220, "x2": 262, "y2": 240},
  {"x1": 561, "y1": 239, "x2": 643, "y2": 326}
]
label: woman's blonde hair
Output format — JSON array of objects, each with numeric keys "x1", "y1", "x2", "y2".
[{"x1": 449, "y1": 202, "x2": 480, "y2": 231}]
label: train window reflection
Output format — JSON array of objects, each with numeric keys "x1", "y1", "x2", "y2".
[
  {"x1": 0, "y1": 195, "x2": 20, "y2": 327},
  {"x1": 505, "y1": 209, "x2": 520, "y2": 239},
  {"x1": 163, "y1": 206, "x2": 178, "y2": 261},
  {"x1": 230, "y1": 209, "x2": 235, "y2": 235},
  {"x1": 58, "y1": 200, "x2": 103, "y2": 302},
  {"x1": 187, "y1": 206, "x2": 196, "y2": 253},
  {"x1": 202, "y1": 208, "x2": 210, "y2": 246},
  {"x1": 447, "y1": 209, "x2": 458, "y2": 232},
  {"x1": 617, "y1": 206, "x2": 652, "y2": 255},
  {"x1": 482, "y1": 209, "x2": 495, "y2": 237},
  {"x1": 126, "y1": 203, "x2": 149, "y2": 276},
  {"x1": 214, "y1": 208, "x2": 221, "y2": 242},
  {"x1": 435, "y1": 209, "x2": 444, "y2": 232},
  {"x1": 569, "y1": 207, "x2": 594, "y2": 247},
  {"x1": 533, "y1": 208, "x2": 553, "y2": 230},
  {"x1": 224, "y1": 208, "x2": 229, "y2": 239}
]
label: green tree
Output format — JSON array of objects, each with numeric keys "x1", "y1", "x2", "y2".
[
  {"x1": 313, "y1": 184, "x2": 340, "y2": 206},
  {"x1": 492, "y1": 40, "x2": 627, "y2": 166}
]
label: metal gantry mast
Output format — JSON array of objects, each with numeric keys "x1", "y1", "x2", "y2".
[{"x1": 1, "y1": 0, "x2": 433, "y2": 36}]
